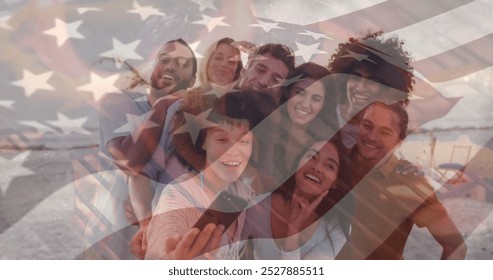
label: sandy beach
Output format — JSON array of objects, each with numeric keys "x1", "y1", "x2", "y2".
[{"x1": 1, "y1": 129, "x2": 492, "y2": 259}]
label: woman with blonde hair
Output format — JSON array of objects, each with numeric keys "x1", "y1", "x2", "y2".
[{"x1": 197, "y1": 37, "x2": 243, "y2": 90}]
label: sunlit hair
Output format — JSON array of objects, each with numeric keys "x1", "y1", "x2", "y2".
[
  {"x1": 247, "y1": 43, "x2": 295, "y2": 73},
  {"x1": 328, "y1": 31, "x2": 414, "y2": 105},
  {"x1": 198, "y1": 38, "x2": 243, "y2": 89},
  {"x1": 365, "y1": 101, "x2": 409, "y2": 140},
  {"x1": 172, "y1": 90, "x2": 277, "y2": 171}
]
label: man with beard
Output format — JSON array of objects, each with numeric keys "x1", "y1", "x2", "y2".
[
  {"x1": 336, "y1": 102, "x2": 466, "y2": 259},
  {"x1": 84, "y1": 38, "x2": 197, "y2": 259}
]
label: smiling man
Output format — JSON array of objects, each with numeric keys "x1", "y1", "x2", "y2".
[
  {"x1": 336, "y1": 101, "x2": 467, "y2": 260},
  {"x1": 87, "y1": 38, "x2": 197, "y2": 259},
  {"x1": 328, "y1": 31, "x2": 414, "y2": 149},
  {"x1": 237, "y1": 43, "x2": 295, "y2": 106}
]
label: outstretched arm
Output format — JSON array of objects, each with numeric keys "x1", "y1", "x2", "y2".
[
  {"x1": 106, "y1": 93, "x2": 181, "y2": 173},
  {"x1": 427, "y1": 215, "x2": 467, "y2": 260}
]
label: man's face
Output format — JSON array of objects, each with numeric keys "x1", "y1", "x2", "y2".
[
  {"x1": 150, "y1": 42, "x2": 195, "y2": 95},
  {"x1": 238, "y1": 53, "x2": 289, "y2": 101},
  {"x1": 345, "y1": 65, "x2": 383, "y2": 116},
  {"x1": 356, "y1": 104, "x2": 402, "y2": 163}
]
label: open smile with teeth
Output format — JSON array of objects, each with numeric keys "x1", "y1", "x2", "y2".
[
  {"x1": 295, "y1": 107, "x2": 310, "y2": 116},
  {"x1": 222, "y1": 161, "x2": 241, "y2": 167},
  {"x1": 304, "y1": 172, "x2": 321, "y2": 183},
  {"x1": 160, "y1": 74, "x2": 175, "y2": 81},
  {"x1": 362, "y1": 140, "x2": 378, "y2": 149},
  {"x1": 353, "y1": 92, "x2": 369, "y2": 101}
]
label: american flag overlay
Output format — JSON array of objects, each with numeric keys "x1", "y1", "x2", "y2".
[{"x1": 0, "y1": 0, "x2": 492, "y2": 259}]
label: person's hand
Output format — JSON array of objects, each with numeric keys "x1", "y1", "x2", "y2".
[
  {"x1": 286, "y1": 191, "x2": 328, "y2": 235},
  {"x1": 395, "y1": 160, "x2": 424, "y2": 176},
  {"x1": 161, "y1": 223, "x2": 224, "y2": 260},
  {"x1": 124, "y1": 196, "x2": 139, "y2": 225},
  {"x1": 130, "y1": 219, "x2": 150, "y2": 259},
  {"x1": 281, "y1": 191, "x2": 327, "y2": 252}
]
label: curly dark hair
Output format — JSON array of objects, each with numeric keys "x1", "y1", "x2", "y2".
[{"x1": 328, "y1": 31, "x2": 414, "y2": 105}]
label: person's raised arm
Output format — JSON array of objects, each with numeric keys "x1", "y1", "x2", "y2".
[{"x1": 106, "y1": 92, "x2": 182, "y2": 173}]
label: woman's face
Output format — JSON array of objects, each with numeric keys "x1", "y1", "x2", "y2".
[
  {"x1": 286, "y1": 78, "x2": 326, "y2": 127},
  {"x1": 207, "y1": 43, "x2": 241, "y2": 86},
  {"x1": 202, "y1": 121, "x2": 253, "y2": 186},
  {"x1": 295, "y1": 141, "x2": 339, "y2": 197}
]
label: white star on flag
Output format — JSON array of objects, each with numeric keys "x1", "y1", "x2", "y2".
[
  {"x1": 18, "y1": 120, "x2": 56, "y2": 134},
  {"x1": 298, "y1": 29, "x2": 333, "y2": 41},
  {"x1": 173, "y1": 108, "x2": 217, "y2": 144},
  {"x1": 0, "y1": 151, "x2": 34, "y2": 195},
  {"x1": 250, "y1": 19, "x2": 284, "y2": 33},
  {"x1": 77, "y1": 72, "x2": 121, "y2": 102},
  {"x1": 100, "y1": 38, "x2": 143, "y2": 61},
  {"x1": 190, "y1": 0, "x2": 217, "y2": 11},
  {"x1": 269, "y1": 74, "x2": 305, "y2": 90},
  {"x1": 47, "y1": 113, "x2": 91, "y2": 135},
  {"x1": 113, "y1": 112, "x2": 160, "y2": 142},
  {"x1": 192, "y1": 15, "x2": 230, "y2": 32},
  {"x1": 11, "y1": 70, "x2": 54, "y2": 97},
  {"x1": 127, "y1": 1, "x2": 165, "y2": 21},
  {"x1": 43, "y1": 19, "x2": 85, "y2": 47},
  {"x1": 294, "y1": 41, "x2": 327, "y2": 63},
  {"x1": 189, "y1": 41, "x2": 204, "y2": 59},
  {"x1": 0, "y1": 14, "x2": 13, "y2": 30},
  {"x1": 77, "y1": 7, "x2": 103, "y2": 14},
  {"x1": 0, "y1": 100, "x2": 15, "y2": 110},
  {"x1": 341, "y1": 50, "x2": 375, "y2": 63}
]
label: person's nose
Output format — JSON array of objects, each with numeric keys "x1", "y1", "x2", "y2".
[
  {"x1": 300, "y1": 95, "x2": 310, "y2": 108},
  {"x1": 312, "y1": 159, "x2": 324, "y2": 174},
  {"x1": 164, "y1": 58, "x2": 179, "y2": 71},
  {"x1": 225, "y1": 142, "x2": 241, "y2": 156},
  {"x1": 257, "y1": 75, "x2": 270, "y2": 87},
  {"x1": 366, "y1": 128, "x2": 379, "y2": 142}
]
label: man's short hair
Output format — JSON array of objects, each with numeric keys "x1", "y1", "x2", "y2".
[{"x1": 248, "y1": 43, "x2": 295, "y2": 73}]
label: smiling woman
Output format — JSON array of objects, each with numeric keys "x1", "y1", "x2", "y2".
[
  {"x1": 242, "y1": 138, "x2": 351, "y2": 260},
  {"x1": 144, "y1": 90, "x2": 277, "y2": 259},
  {"x1": 273, "y1": 63, "x2": 339, "y2": 183},
  {"x1": 198, "y1": 37, "x2": 243, "y2": 90}
]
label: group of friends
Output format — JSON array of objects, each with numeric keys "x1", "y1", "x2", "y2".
[{"x1": 82, "y1": 31, "x2": 467, "y2": 260}]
